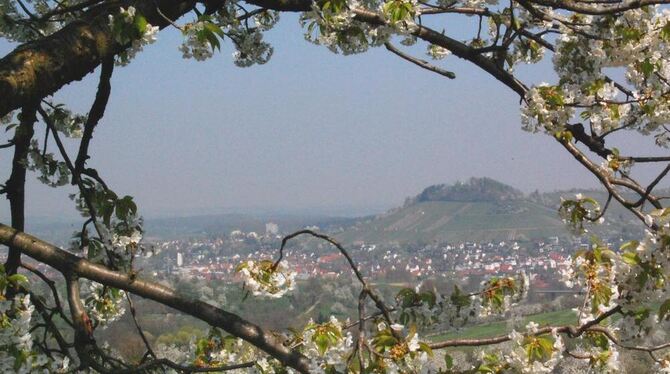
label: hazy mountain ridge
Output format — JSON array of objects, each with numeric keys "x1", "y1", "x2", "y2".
[
  {"x1": 144, "y1": 213, "x2": 357, "y2": 240},
  {"x1": 22, "y1": 178, "x2": 646, "y2": 245}
]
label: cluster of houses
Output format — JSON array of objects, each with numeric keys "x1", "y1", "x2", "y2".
[{"x1": 143, "y1": 226, "x2": 626, "y2": 289}]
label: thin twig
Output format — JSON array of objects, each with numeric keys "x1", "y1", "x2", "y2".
[
  {"x1": 74, "y1": 56, "x2": 114, "y2": 176},
  {"x1": 586, "y1": 193, "x2": 612, "y2": 222},
  {"x1": 38, "y1": 0, "x2": 104, "y2": 21},
  {"x1": 357, "y1": 290, "x2": 367, "y2": 371},
  {"x1": 21, "y1": 262, "x2": 73, "y2": 326},
  {"x1": 117, "y1": 359, "x2": 256, "y2": 373},
  {"x1": 125, "y1": 293, "x2": 157, "y2": 360},
  {"x1": 273, "y1": 229, "x2": 399, "y2": 338},
  {"x1": 630, "y1": 162, "x2": 670, "y2": 208},
  {"x1": 152, "y1": 0, "x2": 185, "y2": 31},
  {"x1": 384, "y1": 42, "x2": 456, "y2": 79},
  {"x1": 38, "y1": 106, "x2": 118, "y2": 268}
]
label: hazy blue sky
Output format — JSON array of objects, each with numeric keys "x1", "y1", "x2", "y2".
[{"x1": 1, "y1": 13, "x2": 666, "y2": 220}]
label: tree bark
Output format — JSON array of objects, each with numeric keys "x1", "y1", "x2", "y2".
[
  {"x1": 4, "y1": 104, "x2": 37, "y2": 280},
  {"x1": 0, "y1": 0, "x2": 197, "y2": 118}
]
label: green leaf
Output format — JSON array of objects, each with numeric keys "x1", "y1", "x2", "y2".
[
  {"x1": 616, "y1": 25, "x2": 642, "y2": 42},
  {"x1": 608, "y1": 103, "x2": 620, "y2": 120},
  {"x1": 444, "y1": 353, "x2": 453, "y2": 369},
  {"x1": 600, "y1": 249, "x2": 616, "y2": 262},
  {"x1": 639, "y1": 58, "x2": 655, "y2": 79},
  {"x1": 591, "y1": 285, "x2": 613, "y2": 313},
  {"x1": 587, "y1": 79, "x2": 606, "y2": 95},
  {"x1": 204, "y1": 31, "x2": 221, "y2": 51},
  {"x1": 195, "y1": 338, "x2": 209, "y2": 356},
  {"x1": 204, "y1": 22, "x2": 225, "y2": 37},
  {"x1": 659, "y1": 299, "x2": 670, "y2": 320},
  {"x1": 315, "y1": 333, "x2": 330, "y2": 355},
  {"x1": 7, "y1": 274, "x2": 28, "y2": 286},
  {"x1": 399, "y1": 311, "x2": 410, "y2": 325},
  {"x1": 477, "y1": 364, "x2": 493, "y2": 373},
  {"x1": 620, "y1": 240, "x2": 639, "y2": 252},
  {"x1": 88, "y1": 239, "x2": 104, "y2": 260},
  {"x1": 396, "y1": 288, "x2": 417, "y2": 307},
  {"x1": 588, "y1": 331, "x2": 609, "y2": 350},
  {"x1": 537, "y1": 336, "x2": 554, "y2": 357},
  {"x1": 373, "y1": 335, "x2": 397, "y2": 348},
  {"x1": 621, "y1": 251, "x2": 639, "y2": 265},
  {"x1": 134, "y1": 14, "x2": 148, "y2": 34},
  {"x1": 450, "y1": 285, "x2": 471, "y2": 308},
  {"x1": 418, "y1": 342, "x2": 433, "y2": 356},
  {"x1": 420, "y1": 291, "x2": 436, "y2": 307},
  {"x1": 641, "y1": 103, "x2": 656, "y2": 115},
  {"x1": 662, "y1": 21, "x2": 670, "y2": 41}
]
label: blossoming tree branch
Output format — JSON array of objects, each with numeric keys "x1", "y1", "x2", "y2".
[{"x1": 1, "y1": 0, "x2": 670, "y2": 372}]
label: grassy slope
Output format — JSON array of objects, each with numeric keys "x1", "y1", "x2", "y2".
[{"x1": 336, "y1": 200, "x2": 566, "y2": 245}]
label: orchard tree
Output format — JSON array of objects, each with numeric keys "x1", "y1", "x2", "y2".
[{"x1": 1, "y1": 0, "x2": 670, "y2": 372}]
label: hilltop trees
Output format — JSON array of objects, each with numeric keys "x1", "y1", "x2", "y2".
[
  {"x1": 2, "y1": 0, "x2": 670, "y2": 372},
  {"x1": 413, "y1": 178, "x2": 525, "y2": 203}
]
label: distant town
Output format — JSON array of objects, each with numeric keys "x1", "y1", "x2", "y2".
[
  {"x1": 10, "y1": 178, "x2": 643, "y2": 300},
  {"x1": 137, "y1": 221, "x2": 626, "y2": 299}
]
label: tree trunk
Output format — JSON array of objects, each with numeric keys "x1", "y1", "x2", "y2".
[
  {"x1": 4, "y1": 104, "x2": 37, "y2": 281},
  {"x1": 0, "y1": 0, "x2": 197, "y2": 118}
]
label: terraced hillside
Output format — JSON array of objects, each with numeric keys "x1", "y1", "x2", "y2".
[
  {"x1": 336, "y1": 200, "x2": 566, "y2": 244},
  {"x1": 335, "y1": 178, "x2": 642, "y2": 245}
]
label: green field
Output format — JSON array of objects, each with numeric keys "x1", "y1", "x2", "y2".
[{"x1": 429, "y1": 309, "x2": 577, "y2": 342}]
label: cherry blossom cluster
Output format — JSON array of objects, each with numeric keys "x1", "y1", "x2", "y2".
[
  {"x1": 427, "y1": 44, "x2": 450, "y2": 60},
  {"x1": 179, "y1": 21, "x2": 217, "y2": 61},
  {"x1": 301, "y1": 316, "x2": 354, "y2": 372},
  {"x1": 82, "y1": 281, "x2": 127, "y2": 327},
  {"x1": 236, "y1": 260, "x2": 297, "y2": 298},
  {"x1": 177, "y1": 7, "x2": 276, "y2": 66},
  {"x1": 562, "y1": 241, "x2": 619, "y2": 320},
  {"x1": 108, "y1": 7, "x2": 159, "y2": 66},
  {"x1": 524, "y1": 7, "x2": 670, "y2": 142},
  {"x1": 26, "y1": 140, "x2": 70, "y2": 187},
  {"x1": 558, "y1": 193, "x2": 603, "y2": 234},
  {"x1": 230, "y1": 29, "x2": 274, "y2": 67},
  {"x1": 300, "y1": 0, "x2": 394, "y2": 55},
  {"x1": 477, "y1": 272, "x2": 530, "y2": 317},
  {"x1": 0, "y1": 269, "x2": 69, "y2": 373},
  {"x1": 506, "y1": 322, "x2": 564, "y2": 373},
  {"x1": 521, "y1": 84, "x2": 575, "y2": 134},
  {"x1": 155, "y1": 330, "x2": 283, "y2": 373},
  {"x1": 612, "y1": 212, "x2": 670, "y2": 341}
]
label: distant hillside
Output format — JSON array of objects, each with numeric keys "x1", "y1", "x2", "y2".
[
  {"x1": 336, "y1": 179, "x2": 642, "y2": 245},
  {"x1": 26, "y1": 178, "x2": 645, "y2": 245},
  {"x1": 336, "y1": 200, "x2": 565, "y2": 244}
]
